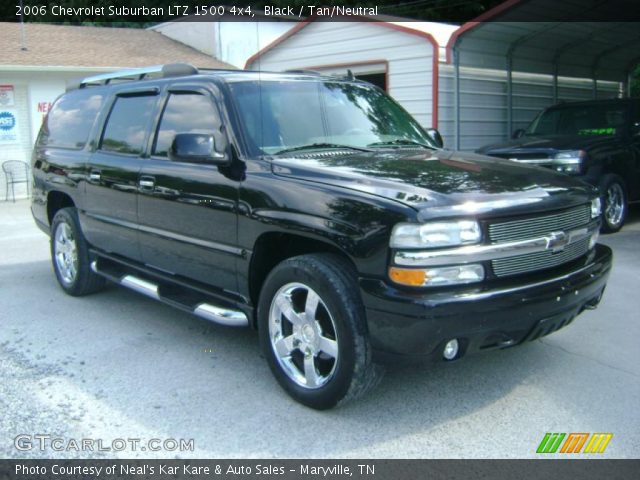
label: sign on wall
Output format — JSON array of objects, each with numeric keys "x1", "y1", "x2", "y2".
[
  {"x1": 0, "y1": 85, "x2": 15, "y2": 106},
  {"x1": 0, "y1": 109, "x2": 19, "y2": 144}
]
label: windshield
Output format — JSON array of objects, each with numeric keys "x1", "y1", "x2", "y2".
[
  {"x1": 228, "y1": 80, "x2": 435, "y2": 156},
  {"x1": 525, "y1": 103, "x2": 628, "y2": 137}
]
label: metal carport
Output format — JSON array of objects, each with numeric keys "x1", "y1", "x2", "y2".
[{"x1": 446, "y1": 0, "x2": 640, "y2": 149}]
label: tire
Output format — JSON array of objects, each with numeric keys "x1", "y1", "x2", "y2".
[
  {"x1": 257, "y1": 253, "x2": 383, "y2": 409},
  {"x1": 50, "y1": 207, "x2": 105, "y2": 296},
  {"x1": 600, "y1": 174, "x2": 627, "y2": 233}
]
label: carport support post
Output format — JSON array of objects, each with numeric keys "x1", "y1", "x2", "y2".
[
  {"x1": 506, "y1": 56, "x2": 513, "y2": 139},
  {"x1": 454, "y1": 49, "x2": 461, "y2": 150}
]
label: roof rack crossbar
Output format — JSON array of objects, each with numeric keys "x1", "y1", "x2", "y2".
[{"x1": 78, "y1": 63, "x2": 199, "y2": 89}]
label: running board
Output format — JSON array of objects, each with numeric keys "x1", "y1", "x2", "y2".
[
  {"x1": 194, "y1": 303, "x2": 249, "y2": 327},
  {"x1": 121, "y1": 275, "x2": 160, "y2": 300},
  {"x1": 90, "y1": 260, "x2": 249, "y2": 327}
]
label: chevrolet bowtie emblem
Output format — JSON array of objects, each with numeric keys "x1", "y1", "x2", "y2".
[{"x1": 547, "y1": 231, "x2": 568, "y2": 253}]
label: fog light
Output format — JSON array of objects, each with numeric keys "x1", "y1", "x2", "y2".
[
  {"x1": 443, "y1": 339, "x2": 459, "y2": 360},
  {"x1": 591, "y1": 197, "x2": 602, "y2": 219}
]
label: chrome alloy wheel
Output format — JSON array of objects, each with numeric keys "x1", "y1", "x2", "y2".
[
  {"x1": 54, "y1": 222, "x2": 78, "y2": 285},
  {"x1": 268, "y1": 282, "x2": 339, "y2": 389},
  {"x1": 604, "y1": 182, "x2": 625, "y2": 228}
]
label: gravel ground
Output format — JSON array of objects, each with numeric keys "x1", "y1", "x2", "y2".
[{"x1": 1, "y1": 199, "x2": 639, "y2": 458}]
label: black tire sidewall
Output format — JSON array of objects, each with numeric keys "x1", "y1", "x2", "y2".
[
  {"x1": 600, "y1": 174, "x2": 627, "y2": 233},
  {"x1": 257, "y1": 255, "x2": 365, "y2": 410}
]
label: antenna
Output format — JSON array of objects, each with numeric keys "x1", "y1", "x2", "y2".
[{"x1": 19, "y1": 0, "x2": 27, "y2": 51}]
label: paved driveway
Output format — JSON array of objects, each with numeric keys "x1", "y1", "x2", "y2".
[{"x1": 1, "y1": 200, "x2": 639, "y2": 458}]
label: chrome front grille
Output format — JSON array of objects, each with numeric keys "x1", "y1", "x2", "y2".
[
  {"x1": 488, "y1": 205, "x2": 591, "y2": 243},
  {"x1": 492, "y1": 237, "x2": 590, "y2": 277},
  {"x1": 488, "y1": 205, "x2": 592, "y2": 277}
]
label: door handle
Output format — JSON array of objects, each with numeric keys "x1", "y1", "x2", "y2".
[{"x1": 88, "y1": 171, "x2": 101, "y2": 182}]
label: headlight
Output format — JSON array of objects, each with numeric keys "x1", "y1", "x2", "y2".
[
  {"x1": 591, "y1": 197, "x2": 601, "y2": 219},
  {"x1": 389, "y1": 264, "x2": 485, "y2": 287},
  {"x1": 552, "y1": 150, "x2": 585, "y2": 174},
  {"x1": 390, "y1": 220, "x2": 481, "y2": 249}
]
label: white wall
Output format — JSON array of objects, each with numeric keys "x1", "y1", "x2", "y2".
[
  {"x1": 217, "y1": 21, "x2": 295, "y2": 69},
  {"x1": 151, "y1": 22, "x2": 217, "y2": 56},
  {"x1": 438, "y1": 64, "x2": 621, "y2": 151},
  {"x1": 151, "y1": 21, "x2": 294, "y2": 68},
  {"x1": 0, "y1": 79, "x2": 31, "y2": 200},
  {"x1": 247, "y1": 21, "x2": 436, "y2": 128}
]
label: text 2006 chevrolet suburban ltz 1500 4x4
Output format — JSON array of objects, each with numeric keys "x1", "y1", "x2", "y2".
[{"x1": 31, "y1": 64, "x2": 612, "y2": 409}]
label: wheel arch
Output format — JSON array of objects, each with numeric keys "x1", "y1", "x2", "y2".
[
  {"x1": 47, "y1": 191, "x2": 76, "y2": 225},
  {"x1": 247, "y1": 231, "x2": 357, "y2": 327}
]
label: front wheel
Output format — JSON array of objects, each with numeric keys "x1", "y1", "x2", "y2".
[
  {"x1": 600, "y1": 174, "x2": 627, "y2": 233},
  {"x1": 258, "y1": 254, "x2": 382, "y2": 409}
]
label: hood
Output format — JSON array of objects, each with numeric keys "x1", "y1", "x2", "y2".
[
  {"x1": 270, "y1": 149, "x2": 596, "y2": 220},
  {"x1": 476, "y1": 134, "x2": 614, "y2": 157}
]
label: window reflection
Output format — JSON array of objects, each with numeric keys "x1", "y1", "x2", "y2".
[
  {"x1": 154, "y1": 93, "x2": 221, "y2": 157},
  {"x1": 229, "y1": 80, "x2": 433, "y2": 156},
  {"x1": 40, "y1": 91, "x2": 104, "y2": 149},
  {"x1": 100, "y1": 95, "x2": 156, "y2": 155}
]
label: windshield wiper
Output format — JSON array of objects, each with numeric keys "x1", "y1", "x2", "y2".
[
  {"x1": 274, "y1": 143, "x2": 373, "y2": 155},
  {"x1": 368, "y1": 139, "x2": 435, "y2": 149}
]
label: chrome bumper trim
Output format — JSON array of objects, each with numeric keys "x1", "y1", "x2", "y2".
[{"x1": 394, "y1": 222, "x2": 599, "y2": 267}]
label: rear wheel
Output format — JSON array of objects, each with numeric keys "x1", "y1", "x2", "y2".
[
  {"x1": 51, "y1": 207, "x2": 105, "y2": 296},
  {"x1": 258, "y1": 254, "x2": 382, "y2": 409},
  {"x1": 600, "y1": 174, "x2": 627, "y2": 233}
]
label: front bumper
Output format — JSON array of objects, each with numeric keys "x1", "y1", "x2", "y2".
[{"x1": 361, "y1": 244, "x2": 612, "y2": 364}]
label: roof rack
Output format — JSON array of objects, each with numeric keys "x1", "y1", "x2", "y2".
[
  {"x1": 71, "y1": 63, "x2": 199, "y2": 90},
  {"x1": 283, "y1": 69, "x2": 322, "y2": 76},
  {"x1": 282, "y1": 69, "x2": 357, "y2": 81}
]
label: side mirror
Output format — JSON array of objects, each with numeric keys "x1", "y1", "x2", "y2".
[
  {"x1": 425, "y1": 128, "x2": 444, "y2": 148},
  {"x1": 512, "y1": 128, "x2": 525, "y2": 139},
  {"x1": 169, "y1": 133, "x2": 229, "y2": 165}
]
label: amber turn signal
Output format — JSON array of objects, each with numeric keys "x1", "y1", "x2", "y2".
[{"x1": 388, "y1": 267, "x2": 426, "y2": 287}]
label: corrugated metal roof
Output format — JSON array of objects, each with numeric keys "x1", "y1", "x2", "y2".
[{"x1": 447, "y1": 0, "x2": 640, "y2": 82}]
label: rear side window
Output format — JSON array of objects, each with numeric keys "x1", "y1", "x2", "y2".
[
  {"x1": 38, "y1": 90, "x2": 104, "y2": 149},
  {"x1": 100, "y1": 95, "x2": 156, "y2": 155},
  {"x1": 153, "y1": 93, "x2": 221, "y2": 157}
]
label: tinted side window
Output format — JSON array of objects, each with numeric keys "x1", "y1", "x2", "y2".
[
  {"x1": 38, "y1": 90, "x2": 104, "y2": 149},
  {"x1": 153, "y1": 93, "x2": 221, "y2": 157},
  {"x1": 100, "y1": 95, "x2": 156, "y2": 155}
]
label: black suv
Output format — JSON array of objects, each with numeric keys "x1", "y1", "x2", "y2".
[
  {"x1": 32, "y1": 64, "x2": 611, "y2": 409},
  {"x1": 477, "y1": 98, "x2": 640, "y2": 233}
]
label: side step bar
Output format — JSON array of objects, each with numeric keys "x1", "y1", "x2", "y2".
[
  {"x1": 91, "y1": 260, "x2": 249, "y2": 328},
  {"x1": 121, "y1": 275, "x2": 160, "y2": 300}
]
